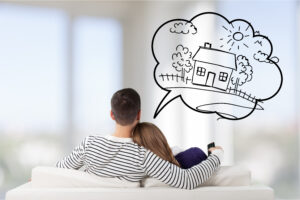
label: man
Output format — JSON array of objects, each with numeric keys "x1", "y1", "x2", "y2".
[{"x1": 56, "y1": 88, "x2": 223, "y2": 189}]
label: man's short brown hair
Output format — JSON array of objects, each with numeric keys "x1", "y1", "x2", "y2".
[{"x1": 111, "y1": 88, "x2": 141, "y2": 126}]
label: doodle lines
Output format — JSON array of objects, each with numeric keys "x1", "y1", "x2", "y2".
[{"x1": 152, "y1": 12, "x2": 283, "y2": 120}]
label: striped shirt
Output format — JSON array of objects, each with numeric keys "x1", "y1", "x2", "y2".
[{"x1": 56, "y1": 135, "x2": 222, "y2": 190}]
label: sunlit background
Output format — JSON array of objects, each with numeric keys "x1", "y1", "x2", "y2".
[{"x1": 0, "y1": 1, "x2": 299, "y2": 199}]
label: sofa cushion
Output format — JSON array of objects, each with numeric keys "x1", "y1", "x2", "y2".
[
  {"x1": 31, "y1": 167, "x2": 140, "y2": 188},
  {"x1": 142, "y1": 165, "x2": 251, "y2": 187},
  {"x1": 6, "y1": 182, "x2": 274, "y2": 200},
  {"x1": 31, "y1": 165, "x2": 250, "y2": 188}
]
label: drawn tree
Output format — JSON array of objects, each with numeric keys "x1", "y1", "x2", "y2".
[
  {"x1": 172, "y1": 45, "x2": 193, "y2": 80},
  {"x1": 231, "y1": 55, "x2": 253, "y2": 92}
]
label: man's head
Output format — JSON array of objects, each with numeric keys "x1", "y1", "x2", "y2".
[{"x1": 110, "y1": 88, "x2": 141, "y2": 126}]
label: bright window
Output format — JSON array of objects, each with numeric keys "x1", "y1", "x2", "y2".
[
  {"x1": 73, "y1": 17, "x2": 122, "y2": 136},
  {"x1": 0, "y1": 4, "x2": 67, "y2": 196},
  {"x1": 0, "y1": 4, "x2": 122, "y2": 198},
  {"x1": 0, "y1": 4, "x2": 67, "y2": 133},
  {"x1": 218, "y1": 1, "x2": 299, "y2": 199}
]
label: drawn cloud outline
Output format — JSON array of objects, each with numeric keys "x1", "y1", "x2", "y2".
[
  {"x1": 169, "y1": 21, "x2": 197, "y2": 35},
  {"x1": 254, "y1": 50, "x2": 279, "y2": 64}
]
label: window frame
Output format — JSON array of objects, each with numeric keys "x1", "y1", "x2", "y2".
[
  {"x1": 219, "y1": 71, "x2": 228, "y2": 82},
  {"x1": 196, "y1": 66, "x2": 206, "y2": 76}
]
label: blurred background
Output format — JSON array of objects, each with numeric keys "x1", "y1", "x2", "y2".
[{"x1": 0, "y1": 0, "x2": 299, "y2": 199}]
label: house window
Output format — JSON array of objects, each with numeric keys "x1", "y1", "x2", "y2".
[
  {"x1": 196, "y1": 67, "x2": 206, "y2": 76},
  {"x1": 219, "y1": 72, "x2": 228, "y2": 82}
]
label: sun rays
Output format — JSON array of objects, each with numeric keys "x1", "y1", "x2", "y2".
[{"x1": 220, "y1": 23, "x2": 251, "y2": 51}]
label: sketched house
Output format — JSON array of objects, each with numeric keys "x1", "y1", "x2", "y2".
[{"x1": 192, "y1": 42, "x2": 237, "y2": 91}]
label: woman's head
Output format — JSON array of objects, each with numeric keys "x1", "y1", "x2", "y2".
[{"x1": 133, "y1": 122, "x2": 180, "y2": 167}]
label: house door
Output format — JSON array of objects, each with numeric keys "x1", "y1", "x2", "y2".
[{"x1": 205, "y1": 72, "x2": 216, "y2": 87}]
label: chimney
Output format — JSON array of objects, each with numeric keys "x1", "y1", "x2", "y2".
[{"x1": 204, "y1": 42, "x2": 212, "y2": 48}]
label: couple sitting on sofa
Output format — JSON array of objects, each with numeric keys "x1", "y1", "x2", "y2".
[{"x1": 56, "y1": 88, "x2": 224, "y2": 190}]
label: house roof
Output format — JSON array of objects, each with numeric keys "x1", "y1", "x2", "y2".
[{"x1": 193, "y1": 45, "x2": 237, "y2": 70}]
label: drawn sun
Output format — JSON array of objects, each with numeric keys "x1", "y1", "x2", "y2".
[{"x1": 219, "y1": 22, "x2": 252, "y2": 51}]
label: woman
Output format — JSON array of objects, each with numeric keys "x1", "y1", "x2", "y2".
[{"x1": 133, "y1": 122, "x2": 212, "y2": 169}]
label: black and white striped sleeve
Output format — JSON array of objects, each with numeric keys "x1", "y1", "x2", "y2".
[
  {"x1": 142, "y1": 150, "x2": 222, "y2": 190},
  {"x1": 55, "y1": 136, "x2": 89, "y2": 169}
]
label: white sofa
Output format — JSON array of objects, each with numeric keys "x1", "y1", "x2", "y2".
[{"x1": 6, "y1": 166, "x2": 274, "y2": 200}]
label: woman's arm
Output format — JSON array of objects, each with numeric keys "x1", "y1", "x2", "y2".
[
  {"x1": 142, "y1": 149, "x2": 223, "y2": 190},
  {"x1": 55, "y1": 136, "x2": 89, "y2": 169}
]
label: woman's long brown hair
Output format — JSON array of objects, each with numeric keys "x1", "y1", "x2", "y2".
[{"x1": 133, "y1": 122, "x2": 180, "y2": 167}]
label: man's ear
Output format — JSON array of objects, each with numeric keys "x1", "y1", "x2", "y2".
[
  {"x1": 110, "y1": 110, "x2": 115, "y2": 121},
  {"x1": 136, "y1": 110, "x2": 141, "y2": 121}
]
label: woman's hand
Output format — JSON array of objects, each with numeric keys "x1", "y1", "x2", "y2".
[
  {"x1": 208, "y1": 146, "x2": 223, "y2": 152},
  {"x1": 208, "y1": 146, "x2": 224, "y2": 163}
]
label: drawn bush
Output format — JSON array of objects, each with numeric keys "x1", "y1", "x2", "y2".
[{"x1": 231, "y1": 55, "x2": 253, "y2": 92}]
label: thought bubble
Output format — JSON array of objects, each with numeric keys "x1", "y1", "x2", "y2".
[{"x1": 152, "y1": 12, "x2": 283, "y2": 120}]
